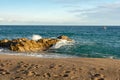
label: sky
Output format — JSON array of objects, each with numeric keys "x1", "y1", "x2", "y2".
[{"x1": 0, "y1": 0, "x2": 120, "y2": 25}]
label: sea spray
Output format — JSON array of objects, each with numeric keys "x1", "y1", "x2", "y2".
[
  {"x1": 32, "y1": 34, "x2": 42, "y2": 41},
  {"x1": 51, "y1": 39, "x2": 75, "y2": 49}
]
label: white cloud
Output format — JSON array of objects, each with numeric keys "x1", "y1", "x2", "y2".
[
  {"x1": 0, "y1": 18, "x2": 4, "y2": 22},
  {"x1": 68, "y1": 2, "x2": 120, "y2": 25},
  {"x1": 0, "y1": 12, "x2": 84, "y2": 25}
]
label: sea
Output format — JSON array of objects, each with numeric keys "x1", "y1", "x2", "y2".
[{"x1": 0, "y1": 25, "x2": 120, "y2": 59}]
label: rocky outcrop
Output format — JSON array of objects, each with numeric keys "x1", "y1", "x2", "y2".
[
  {"x1": 57, "y1": 35, "x2": 72, "y2": 41},
  {"x1": 0, "y1": 35, "x2": 72, "y2": 52}
]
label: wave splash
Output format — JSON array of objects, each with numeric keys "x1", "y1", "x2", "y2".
[
  {"x1": 51, "y1": 39, "x2": 75, "y2": 49},
  {"x1": 32, "y1": 34, "x2": 42, "y2": 41},
  {"x1": 31, "y1": 34, "x2": 75, "y2": 49}
]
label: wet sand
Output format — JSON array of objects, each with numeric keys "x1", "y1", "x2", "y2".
[{"x1": 0, "y1": 54, "x2": 120, "y2": 80}]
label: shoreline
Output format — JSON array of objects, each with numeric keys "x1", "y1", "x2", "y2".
[{"x1": 0, "y1": 54, "x2": 120, "y2": 80}]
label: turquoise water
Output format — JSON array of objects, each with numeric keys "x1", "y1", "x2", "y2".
[{"x1": 0, "y1": 25, "x2": 120, "y2": 58}]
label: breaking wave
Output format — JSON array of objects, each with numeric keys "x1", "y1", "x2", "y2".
[{"x1": 51, "y1": 39, "x2": 75, "y2": 49}]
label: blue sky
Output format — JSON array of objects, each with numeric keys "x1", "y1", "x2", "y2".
[{"x1": 0, "y1": 0, "x2": 120, "y2": 25}]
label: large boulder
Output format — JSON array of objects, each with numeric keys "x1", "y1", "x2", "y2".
[
  {"x1": 0, "y1": 39, "x2": 12, "y2": 48},
  {"x1": 10, "y1": 39, "x2": 43, "y2": 52},
  {"x1": 37, "y1": 38, "x2": 59, "y2": 49},
  {"x1": 0, "y1": 35, "x2": 72, "y2": 52}
]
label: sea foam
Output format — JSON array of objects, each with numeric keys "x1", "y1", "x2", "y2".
[
  {"x1": 0, "y1": 52, "x2": 76, "y2": 58},
  {"x1": 32, "y1": 34, "x2": 42, "y2": 41},
  {"x1": 51, "y1": 39, "x2": 75, "y2": 49}
]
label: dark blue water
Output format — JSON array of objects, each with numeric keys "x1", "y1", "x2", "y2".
[{"x1": 0, "y1": 25, "x2": 120, "y2": 58}]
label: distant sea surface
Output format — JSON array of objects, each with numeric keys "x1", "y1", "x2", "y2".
[{"x1": 0, "y1": 25, "x2": 120, "y2": 59}]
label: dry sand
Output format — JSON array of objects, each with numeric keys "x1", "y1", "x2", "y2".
[{"x1": 0, "y1": 54, "x2": 120, "y2": 80}]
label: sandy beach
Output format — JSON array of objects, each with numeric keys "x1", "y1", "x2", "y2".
[{"x1": 0, "y1": 55, "x2": 119, "y2": 80}]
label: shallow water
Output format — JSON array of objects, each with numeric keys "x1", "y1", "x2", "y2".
[{"x1": 0, "y1": 25, "x2": 120, "y2": 59}]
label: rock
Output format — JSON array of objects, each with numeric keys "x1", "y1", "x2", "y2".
[
  {"x1": 57, "y1": 35, "x2": 72, "y2": 41},
  {"x1": 0, "y1": 35, "x2": 72, "y2": 52},
  {"x1": 0, "y1": 39, "x2": 9, "y2": 43},
  {"x1": 0, "y1": 39, "x2": 11, "y2": 48},
  {"x1": 10, "y1": 39, "x2": 44, "y2": 52},
  {"x1": 12, "y1": 38, "x2": 28, "y2": 42}
]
